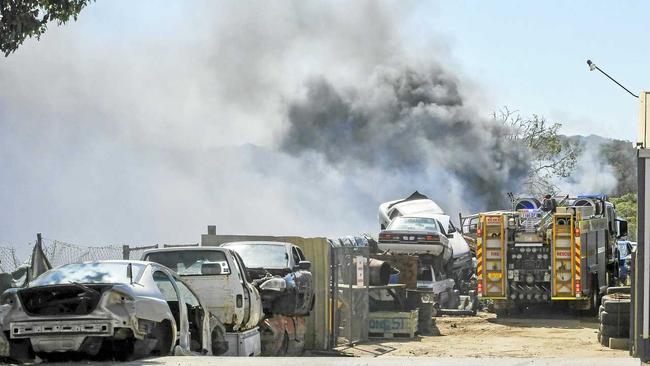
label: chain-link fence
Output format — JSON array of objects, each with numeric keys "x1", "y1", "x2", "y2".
[
  {"x1": 0, "y1": 246, "x2": 21, "y2": 273},
  {"x1": 0, "y1": 239, "x2": 201, "y2": 272},
  {"x1": 331, "y1": 245, "x2": 369, "y2": 346},
  {"x1": 42, "y1": 240, "x2": 124, "y2": 267}
]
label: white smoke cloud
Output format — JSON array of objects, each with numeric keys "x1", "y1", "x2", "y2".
[
  {"x1": 0, "y1": 1, "x2": 434, "y2": 257},
  {"x1": 555, "y1": 140, "x2": 618, "y2": 196}
]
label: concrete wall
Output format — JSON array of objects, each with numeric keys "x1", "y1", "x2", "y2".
[{"x1": 202, "y1": 233, "x2": 331, "y2": 351}]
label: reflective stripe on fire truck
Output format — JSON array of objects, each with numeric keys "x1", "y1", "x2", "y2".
[
  {"x1": 552, "y1": 213, "x2": 577, "y2": 299},
  {"x1": 574, "y1": 225, "x2": 581, "y2": 296},
  {"x1": 476, "y1": 232, "x2": 483, "y2": 295},
  {"x1": 479, "y1": 214, "x2": 506, "y2": 299}
]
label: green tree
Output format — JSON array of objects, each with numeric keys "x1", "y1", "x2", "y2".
[
  {"x1": 495, "y1": 107, "x2": 580, "y2": 196},
  {"x1": 1, "y1": 0, "x2": 93, "y2": 57},
  {"x1": 611, "y1": 192, "x2": 637, "y2": 241}
]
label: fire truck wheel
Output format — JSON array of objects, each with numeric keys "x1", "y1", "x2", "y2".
[
  {"x1": 602, "y1": 294, "x2": 631, "y2": 313},
  {"x1": 590, "y1": 290, "x2": 599, "y2": 315},
  {"x1": 599, "y1": 310, "x2": 630, "y2": 327}
]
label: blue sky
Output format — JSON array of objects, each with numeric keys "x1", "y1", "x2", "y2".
[{"x1": 408, "y1": 1, "x2": 648, "y2": 141}]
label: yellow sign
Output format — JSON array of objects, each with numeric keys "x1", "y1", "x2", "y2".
[{"x1": 488, "y1": 272, "x2": 502, "y2": 280}]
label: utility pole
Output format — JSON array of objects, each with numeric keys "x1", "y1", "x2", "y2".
[{"x1": 635, "y1": 91, "x2": 650, "y2": 361}]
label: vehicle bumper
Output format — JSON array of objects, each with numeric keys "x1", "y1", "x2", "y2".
[
  {"x1": 10, "y1": 318, "x2": 115, "y2": 353},
  {"x1": 378, "y1": 242, "x2": 445, "y2": 256}
]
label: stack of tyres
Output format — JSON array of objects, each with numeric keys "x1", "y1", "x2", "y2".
[{"x1": 597, "y1": 288, "x2": 631, "y2": 349}]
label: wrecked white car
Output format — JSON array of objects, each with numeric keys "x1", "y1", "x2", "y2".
[
  {"x1": 0, "y1": 260, "x2": 227, "y2": 362},
  {"x1": 221, "y1": 241, "x2": 315, "y2": 317}
]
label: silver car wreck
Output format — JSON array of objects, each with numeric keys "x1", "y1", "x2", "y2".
[{"x1": 0, "y1": 260, "x2": 227, "y2": 362}]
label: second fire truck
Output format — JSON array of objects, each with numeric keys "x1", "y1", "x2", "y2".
[{"x1": 466, "y1": 194, "x2": 627, "y2": 313}]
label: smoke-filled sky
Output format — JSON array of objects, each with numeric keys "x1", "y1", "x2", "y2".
[{"x1": 0, "y1": 1, "x2": 635, "y2": 255}]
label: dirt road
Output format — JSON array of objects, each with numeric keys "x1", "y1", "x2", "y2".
[{"x1": 338, "y1": 311, "x2": 631, "y2": 358}]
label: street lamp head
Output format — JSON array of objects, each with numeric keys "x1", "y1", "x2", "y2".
[{"x1": 587, "y1": 59, "x2": 596, "y2": 71}]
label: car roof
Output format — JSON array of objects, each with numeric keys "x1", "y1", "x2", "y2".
[
  {"x1": 221, "y1": 241, "x2": 292, "y2": 247},
  {"x1": 62, "y1": 260, "x2": 152, "y2": 266},
  {"x1": 395, "y1": 214, "x2": 439, "y2": 220},
  {"x1": 141, "y1": 246, "x2": 226, "y2": 255}
]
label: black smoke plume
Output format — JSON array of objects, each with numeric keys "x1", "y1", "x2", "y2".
[{"x1": 282, "y1": 64, "x2": 531, "y2": 209}]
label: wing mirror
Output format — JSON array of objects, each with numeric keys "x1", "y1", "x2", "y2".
[
  {"x1": 616, "y1": 219, "x2": 628, "y2": 239},
  {"x1": 298, "y1": 260, "x2": 311, "y2": 270},
  {"x1": 201, "y1": 262, "x2": 223, "y2": 275}
]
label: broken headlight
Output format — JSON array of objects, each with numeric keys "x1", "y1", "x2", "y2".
[
  {"x1": 420, "y1": 293, "x2": 434, "y2": 304},
  {"x1": 259, "y1": 278, "x2": 286, "y2": 292},
  {"x1": 0, "y1": 293, "x2": 16, "y2": 306}
]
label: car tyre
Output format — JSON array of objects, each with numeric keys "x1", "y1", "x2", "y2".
[
  {"x1": 280, "y1": 331, "x2": 289, "y2": 356},
  {"x1": 602, "y1": 294, "x2": 631, "y2": 314},
  {"x1": 600, "y1": 310, "x2": 630, "y2": 327},
  {"x1": 151, "y1": 320, "x2": 174, "y2": 356},
  {"x1": 598, "y1": 331, "x2": 610, "y2": 347},
  {"x1": 599, "y1": 323, "x2": 628, "y2": 338}
]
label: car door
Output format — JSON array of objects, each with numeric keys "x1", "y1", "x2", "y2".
[
  {"x1": 153, "y1": 269, "x2": 190, "y2": 352},
  {"x1": 175, "y1": 279, "x2": 206, "y2": 352},
  {"x1": 291, "y1": 246, "x2": 314, "y2": 314},
  {"x1": 230, "y1": 251, "x2": 263, "y2": 330}
]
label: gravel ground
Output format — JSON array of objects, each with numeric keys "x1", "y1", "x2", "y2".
[{"x1": 337, "y1": 310, "x2": 631, "y2": 358}]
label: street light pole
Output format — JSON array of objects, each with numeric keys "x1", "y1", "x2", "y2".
[
  {"x1": 586, "y1": 58, "x2": 648, "y2": 362},
  {"x1": 586, "y1": 60, "x2": 638, "y2": 99}
]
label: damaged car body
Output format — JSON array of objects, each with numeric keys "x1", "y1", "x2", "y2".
[
  {"x1": 221, "y1": 241, "x2": 315, "y2": 317},
  {"x1": 0, "y1": 260, "x2": 227, "y2": 362}
]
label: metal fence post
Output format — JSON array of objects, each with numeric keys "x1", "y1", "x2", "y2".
[
  {"x1": 635, "y1": 148, "x2": 650, "y2": 362},
  {"x1": 122, "y1": 245, "x2": 130, "y2": 260}
]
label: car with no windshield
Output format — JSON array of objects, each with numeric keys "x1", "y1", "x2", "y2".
[
  {"x1": 0, "y1": 260, "x2": 227, "y2": 362},
  {"x1": 220, "y1": 241, "x2": 315, "y2": 317}
]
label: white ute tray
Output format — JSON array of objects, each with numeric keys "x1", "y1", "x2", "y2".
[{"x1": 224, "y1": 327, "x2": 261, "y2": 356}]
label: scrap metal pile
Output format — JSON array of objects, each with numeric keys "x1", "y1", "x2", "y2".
[
  {"x1": 0, "y1": 236, "x2": 316, "y2": 362},
  {"x1": 329, "y1": 192, "x2": 478, "y2": 339}
]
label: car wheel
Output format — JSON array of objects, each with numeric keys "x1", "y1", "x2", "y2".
[
  {"x1": 280, "y1": 331, "x2": 289, "y2": 356},
  {"x1": 152, "y1": 320, "x2": 174, "y2": 356},
  {"x1": 211, "y1": 322, "x2": 229, "y2": 356}
]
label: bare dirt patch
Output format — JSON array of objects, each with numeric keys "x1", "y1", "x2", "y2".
[{"x1": 338, "y1": 310, "x2": 631, "y2": 358}]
